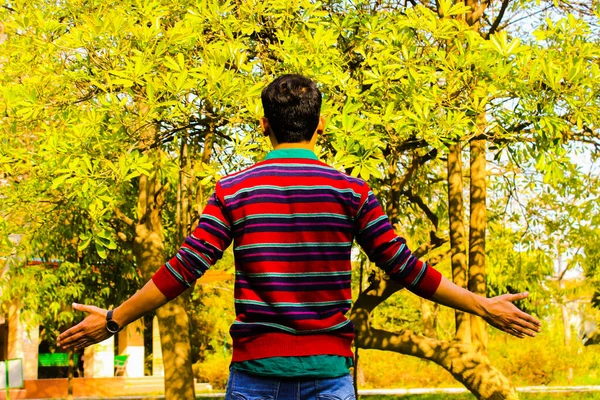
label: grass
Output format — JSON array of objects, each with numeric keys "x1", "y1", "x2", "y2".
[
  {"x1": 194, "y1": 392, "x2": 600, "y2": 400},
  {"x1": 358, "y1": 394, "x2": 600, "y2": 400}
]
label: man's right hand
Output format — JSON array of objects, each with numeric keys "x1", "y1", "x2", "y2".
[
  {"x1": 57, "y1": 279, "x2": 170, "y2": 351},
  {"x1": 57, "y1": 303, "x2": 113, "y2": 351}
]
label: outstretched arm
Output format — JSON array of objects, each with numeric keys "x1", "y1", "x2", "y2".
[
  {"x1": 431, "y1": 275, "x2": 541, "y2": 338},
  {"x1": 354, "y1": 183, "x2": 541, "y2": 338},
  {"x1": 57, "y1": 279, "x2": 168, "y2": 351},
  {"x1": 58, "y1": 188, "x2": 233, "y2": 351}
]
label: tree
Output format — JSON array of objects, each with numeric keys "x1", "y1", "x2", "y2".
[{"x1": 1, "y1": 0, "x2": 599, "y2": 399}]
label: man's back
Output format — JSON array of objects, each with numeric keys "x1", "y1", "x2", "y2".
[
  {"x1": 220, "y1": 149, "x2": 364, "y2": 361},
  {"x1": 152, "y1": 148, "x2": 441, "y2": 363}
]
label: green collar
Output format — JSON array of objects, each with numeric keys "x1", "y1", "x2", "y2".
[{"x1": 264, "y1": 148, "x2": 319, "y2": 160}]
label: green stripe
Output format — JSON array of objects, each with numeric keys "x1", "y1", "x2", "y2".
[
  {"x1": 233, "y1": 212, "x2": 352, "y2": 226},
  {"x1": 359, "y1": 214, "x2": 387, "y2": 233},
  {"x1": 381, "y1": 243, "x2": 406, "y2": 269},
  {"x1": 236, "y1": 271, "x2": 350, "y2": 277},
  {"x1": 232, "y1": 319, "x2": 352, "y2": 334},
  {"x1": 356, "y1": 190, "x2": 375, "y2": 219},
  {"x1": 180, "y1": 248, "x2": 210, "y2": 269},
  {"x1": 236, "y1": 242, "x2": 351, "y2": 250},
  {"x1": 356, "y1": 197, "x2": 368, "y2": 218},
  {"x1": 235, "y1": 299, "x2": 352, "y2": 308},
  {"x1": 264, "y1": 149, "x2": 319, "y2": 160},
  {"x1": 221, "y1": 163, "x2": 336, "y2": 184},
  {"x1": 224, "y1": 185, "x2": 361, "y2": 200},
  {"x1": 200, "y1": 214, "x2": 230, "y2": 230},
  {"x1": 410, "y1": 263, "x2": 427, "y2": 288},
  {"x1": 165, "y1": 262, "x2": 190, "y2": 287},
  {"x1": 393, "y1": 257, "x2": 411, "y2": 276}
]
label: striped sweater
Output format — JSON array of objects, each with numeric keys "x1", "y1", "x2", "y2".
[{"x1": 152, "y1": 148, "x2": 442, "y2": 362}]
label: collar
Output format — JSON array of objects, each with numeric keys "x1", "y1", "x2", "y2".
[{"x1": 264, "y1": 148, "x2": 319, "y2": 161}]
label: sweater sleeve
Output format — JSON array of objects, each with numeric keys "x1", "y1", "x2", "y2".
[
  {"x1": 354, "y1": 184, "x2": 442, "y2": 298},
  {"x1": 152, "y1": 184, "x2": 233, "y2": 299}
]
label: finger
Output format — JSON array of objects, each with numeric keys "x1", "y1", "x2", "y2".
[
  {"x1": 512, "y1": 330, "x2": 525, "y2": 339},
  {"x1": 73, "y1": 303, "x2": 102, "y2": 314},
  {"x1": 58, "y1": 329, "x2": 88, "y2": 349},
  {"x1": 508, "y1": 319, "x2": 539, "y2": 337},
  {"x1": 505, "y1": 292, "x2": 529, "y2": 303},
  {"x1": 514, "y1": 310, "x2": 542, "y2": 331},
  {"x1": 74, "y1": 340, "x2": 90, "y2": 351},
  {"x1": 525, "y1": 314, "x2": 542, "y2": 329},
  {"x1": 505, "y1": 326, "x2": 525, "y2": 339},
  {"x1": 515, "y1": 318, "x2": 541, "y2": 334},
  {"x1": 64, "y1": 333, "x2": 96, "y2": 351},
  {"x1": 513, "y1": 325, "x2": 536, "y2": 338},
  {"x1": 57, "y1": 323, "x2": 85, "y2": 343}
]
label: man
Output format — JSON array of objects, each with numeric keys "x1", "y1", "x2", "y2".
[{"x1": 58, "y1": 74, "x2": 541, "y2": 399}]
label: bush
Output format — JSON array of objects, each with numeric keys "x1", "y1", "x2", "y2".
[{"x1": 193, "y1": 351, "x2": 231, "y2": 390}]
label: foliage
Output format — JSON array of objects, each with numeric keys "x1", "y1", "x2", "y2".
[
  {"x1": 1, "y1": 0, "x2": 600, "y2": 394},
  {"x1": 193, "y1": 350, "x2": 231, "y2": 390},
  {"x1": 357, "y1": 323, "x2": 600, "y2": 389},
  {"x1": 187, "y1": 252, "x2": 235, "y2": 364}
]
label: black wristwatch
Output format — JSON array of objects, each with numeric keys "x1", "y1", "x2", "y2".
[{"x1": 106, "y1": 309, "x2": 121, "y2": 334}]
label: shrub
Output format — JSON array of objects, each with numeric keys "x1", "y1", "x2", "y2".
[{"x1": 193, "y1": 351, "x2": 231, "y2": 390}]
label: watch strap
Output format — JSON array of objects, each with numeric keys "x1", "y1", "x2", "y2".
[{"x1": 105, "y1": 309, "x2": 121, "y2": 334}]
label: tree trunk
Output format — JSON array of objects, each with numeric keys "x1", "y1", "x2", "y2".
[
  {"x1": 555, "y1": 241, "x2": 571, "y2": 346},
  {"x1": 447, "y1": 143, "x2": 471, "y2": 341},
  {"x1": 420, "y1": 298, "x2": 439, "y2": 339},
  {"x1": 177, "y1": 141, "x2": 190, "y2": 243},
  {"x1": 132, "y1": 172, "x2": 196, "y2": 400},
  {"x1": 67, "y1": 350, "x2": 74, "y2": 400},
  {"x1": 469, "y1": 133, "x2": 488, "y2": 353},
  {"x1": 385, "y1": 160, "x2": 402, "y2": 225}
]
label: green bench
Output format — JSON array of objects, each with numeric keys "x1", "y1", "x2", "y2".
[
  {"x1": 38, "y1": 353, "x2": 128, "y2": 376},
  {"x1": 38, "y1": 353, "x2": 79, "y2": 367},
  {"x1": 114, "y1": 354, "x2": 128, "y2": 376}
]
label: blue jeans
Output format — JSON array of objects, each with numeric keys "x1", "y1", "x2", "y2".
[{"x1": 225, "y1": 368, "x2": 356, "y2": 400}]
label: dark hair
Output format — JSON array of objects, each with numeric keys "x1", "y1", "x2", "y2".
[{"x1": 261, "y1": 74, "x2": 322, "y2": 143}]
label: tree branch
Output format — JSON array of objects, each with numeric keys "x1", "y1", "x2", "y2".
[
  {"x1": 114, "y1": 207, "x2": 134, "y2": 226},
  {"x1": 486, "y1": 0, "x2": 510, "y2": 38},
  {"x1": 401, "y1": 188, "x2": 440, "y2": 230}
]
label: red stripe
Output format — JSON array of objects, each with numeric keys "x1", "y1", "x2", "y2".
[
  {"x1": 238, "y1": 231, "x2": 352, "y2": 246},
  {"x1": 400, "y1": 259, "x2": 422, "y2": 286},
  {"x1": 230, "y1": 201, "x2": 353, "y2": 220},
  {"x1": 152, "y1": 265, "x2": 186, "y2": 300},
  {"x1": 235, "y1": 287, "x2": 350, "y2": 303},
  {"x1": 232, "y1": 332, "x2": 354, "y2": 362},
  {"x1": 414, "y1": 265, "x2": 442, "y2": 299},
  {"x1": 235, "y1": 260, "x2": 350, "y2": 274}
]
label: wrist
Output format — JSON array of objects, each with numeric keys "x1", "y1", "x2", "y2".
[
  {"x1": 111, "y1": 307, "x2": 127, "y2": 327},
  {"x1": 475, "y1": 295, "x2": 491, "y2": 318},
  {"x1": 105, "y1": 309, "x2": 121, "y2": 335}
]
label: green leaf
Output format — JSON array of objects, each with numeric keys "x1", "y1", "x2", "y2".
[
  {"x1": 164, "y1": 55, "x2": 181, "y2": 71},
  {"x1": 51, "y1": 174, "x2": 71, "y2": 189},
  {"x1": 78, "y1": 237, "x2": 91, "y2": 252},
  {"x1": 95, "y1": 242, "x2": 107, "y2": 259}
]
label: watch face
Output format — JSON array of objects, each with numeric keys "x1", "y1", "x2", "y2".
[{"x1": 106, "y1": 320, "x2": 120, "y2": 334}]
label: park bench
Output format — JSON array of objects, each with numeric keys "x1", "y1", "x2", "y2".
[
  {"x1": 114, "y1": 354, "x2": 129, "y2": 376},
  {"x1": 38, "y1": 353, "x2": 79, "y2": 367},
  {"x1": 38, "y1": 353, "x2": 128, "y2": 376}
]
